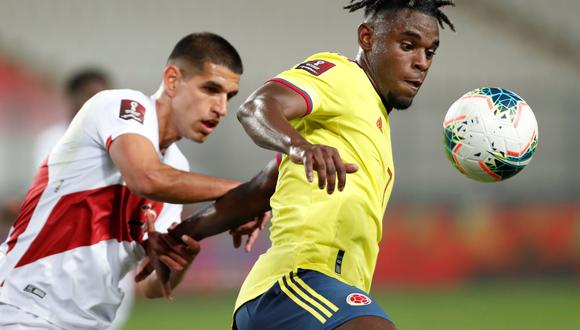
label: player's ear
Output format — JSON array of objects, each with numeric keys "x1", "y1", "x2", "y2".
[
  {"x1": 357, "y1": 23, "x2": 374, "y2": 51},
  {"x1": 163, "y1": 65, "x2": 182, "y2": 97}
]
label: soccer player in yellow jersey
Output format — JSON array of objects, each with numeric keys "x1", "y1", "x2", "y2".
[{"x1": 140, "y1": 1, "x2": 455, "y2": 329}]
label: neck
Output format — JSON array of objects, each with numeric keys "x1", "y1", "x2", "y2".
[
  {"x1": 153, "y1": 85, "x2": 181, "y2": 152},
  {"x1": 355, "y1": 49, "x2": 393, "y2": 114}
]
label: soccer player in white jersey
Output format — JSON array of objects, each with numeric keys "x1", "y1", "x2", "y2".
[
  {"x1": 0, "y1": 32, "x2": 261, "y2": 329},
  {"x1": 31, "y1": 68, "x2": 143, "y2": 330}
]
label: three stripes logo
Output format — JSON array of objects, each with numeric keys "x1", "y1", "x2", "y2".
[{"x1": 278, "y1": 272, "x2": 339, "y2": 324}]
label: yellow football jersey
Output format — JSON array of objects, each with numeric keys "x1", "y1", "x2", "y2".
[{"x1": 235, "y1": 52, "x2": 395, "y2": 310}]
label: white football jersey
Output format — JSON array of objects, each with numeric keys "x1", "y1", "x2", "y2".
[{"x1": 0, "y1": 89, "x2": 189, "y2": 329}]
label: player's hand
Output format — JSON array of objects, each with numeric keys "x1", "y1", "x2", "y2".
[
  {"x1": 289, "y1": 141, "x2": 358, "y2": 194},
  {"x1": 135, "y1": 231, "x2": 173, "y2": 299},
  {"x1": 161, "y1": 222, "x2": 201, "y2": 270},
  {"x1": 136, "y1": 232, "x2": 200, "y2": 299},
  {"x1": 136, "y1": 223, "x2": 200, "y2": 300},
  {"x1": 229, "y1": 211, "x2": 272, "y2": 252}
]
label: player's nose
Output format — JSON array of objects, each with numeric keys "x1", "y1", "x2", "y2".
[
  {"x1": 212, "y1": 94, "x2": 228, "y2": 117},
  {"x1": 413, "y1": 52, "x2": 429, "y2": 72}
]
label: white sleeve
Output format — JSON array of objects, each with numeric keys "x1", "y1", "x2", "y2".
[{"x1": 87, "y1": 90, "x2": 159, "y2": 152}]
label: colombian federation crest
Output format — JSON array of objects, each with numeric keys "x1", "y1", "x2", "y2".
[{"x1": 346, "y1": 293, "x2": 371, "y2": 306}]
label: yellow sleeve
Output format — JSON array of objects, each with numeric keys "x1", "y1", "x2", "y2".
[{"x1": 269, "y1": 55, "x2": 339, "y2": 116}]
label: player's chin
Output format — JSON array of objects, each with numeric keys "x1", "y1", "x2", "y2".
[
  {"x1": 387, "y1": 91, "x2": 414, "y2": 110},
  {"x1": 189, "y1": 131, "x2": 209, "y2": 143}
]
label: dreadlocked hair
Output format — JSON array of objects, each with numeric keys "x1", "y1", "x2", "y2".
[{"x1": 344, "y1": 0, "x2": 455, "y2": 31}]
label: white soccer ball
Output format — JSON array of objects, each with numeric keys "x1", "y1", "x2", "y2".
[{"x1": 443, "y1": 87, "x2": 538, "y2": 182}]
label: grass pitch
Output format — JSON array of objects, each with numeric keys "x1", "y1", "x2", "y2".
[{"x1": 123, "y1": 279, "x2": 579, "y2": 330}]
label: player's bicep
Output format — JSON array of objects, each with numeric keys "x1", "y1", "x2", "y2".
[
  {"x1": 109, "y1": 133, "x2": 162, "y2": 195},
  {"x1": 249, "y1": 81, "x2": 310, "y2": 119}
]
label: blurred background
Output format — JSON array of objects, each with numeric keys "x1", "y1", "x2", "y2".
[{"x1": 0, "y1": 1, "x2": 578, "y2": 329}]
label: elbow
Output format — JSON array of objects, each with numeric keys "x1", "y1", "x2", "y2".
[
  {"x1": 125, "y1": 173, "x2": 157, "y2": 198},
  {"x1": 237, "y1": 99, "x2": 272, "y2": 150},
  {"x1": 238, "y1": 97, "x2": 269, "y2": 128},
  {"x1": 237, "y1": 100, "x2": 257, "y2": 126}
]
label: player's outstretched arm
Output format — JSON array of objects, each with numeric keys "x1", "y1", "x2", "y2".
[
  {"x1": 135, "y1": 160, "x2": 279, "y2": 297},
  {"x1": 109, "y1": 134, "x2": 239, "y2": 203},
  {"x1": 238, "y1": 82, "x2": 358, "y2": 194},
  {"x1": 168, "y1": 158, "x2": 278, "y2": 241}
]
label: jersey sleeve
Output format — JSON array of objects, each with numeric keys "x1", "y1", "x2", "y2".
[
  {"x1": 269, "y1": 54, "x2": 339, "y2": 117},
  {"x1": 88, "y1": 90, "x2": 159, "y2": 153}
]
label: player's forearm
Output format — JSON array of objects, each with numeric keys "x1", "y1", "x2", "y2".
[
  {"x1": 168, "y1": 160, "x2": 278, "y2": 241},
  {"x1": 169, "y1": 180, "x2": 272, "y2": 241},
  {"x1": 137, "y1": 165, "x2": 239, "y2": 204},
  {"x1": 111, "y1": 135, "x2": 239, "y2": 203},
  {"x1": 238, "y1": 96, "x2": 308, "y2": 154}
]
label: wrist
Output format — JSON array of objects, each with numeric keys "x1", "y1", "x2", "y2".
[
  {"x1": 288, "y1": 138, "x2": 311, "y2": 162},
  {"x1": 280, "y1": 132, "x2": 304, "y2": 152},
  {"x1": 167, "y1": 216, "x2": 199, "y2": 241}
]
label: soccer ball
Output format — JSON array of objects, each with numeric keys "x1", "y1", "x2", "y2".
[{"x1": 443, "y1": 87, "x2": 538, "y2": 182}]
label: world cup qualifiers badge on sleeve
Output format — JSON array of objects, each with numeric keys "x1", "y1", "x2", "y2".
[
  {"x1": 296, "y1": 60, "x2": 335, "y2": 76},
  {"x1": 119, "y1": 99, "x2": 146, "y2": 124}
]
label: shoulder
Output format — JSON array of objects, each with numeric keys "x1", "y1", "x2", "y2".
[
  {"x1": 293, "y1": 52, "x2": 351, "y2": 74},
  {"x1": 280, "y1": 53, "x2": 356, "y2": 89},
  {"x1": 303, "y1": 52, "x2": 350, "y2": 64},
  {"x1": 90, "y1": 89, "x2": 152, "y2": 109},
  {"x1": 83, "y1": 89, "x2": 154, "y2": 126}
]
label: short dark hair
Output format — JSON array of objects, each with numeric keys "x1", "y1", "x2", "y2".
[
  {"x1": 345, "y1": 0, "x2": 455, "y2": 31},
  {"x1": 168, "y1": 32, "x2": 243, "y2": 77},
  {"x1": 66, "y1": 69, "x2": 109, "y2": 96}
]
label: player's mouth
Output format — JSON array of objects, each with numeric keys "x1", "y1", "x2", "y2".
[
  {"x1": 404, "y1": 79, "x2": 423, "y2": 93},
  {"x1": 200, "y1": 119, "x2": 219, "y2": 134}
]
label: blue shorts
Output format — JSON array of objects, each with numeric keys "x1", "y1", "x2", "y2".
[{"x1": 234, "y1": 269, "x2": 391, "y2": 330}]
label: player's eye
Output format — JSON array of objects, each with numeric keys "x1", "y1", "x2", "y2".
[
  {"x1": 426, "y1": 49, "x2": 437, "y2": 60},
  {"x1": 227, "y1": 92, "x2": 238, "y2": 100},
  {"x1": 204, "y1": 86, "x2": 220, "y2": 94},
  {"x1": 401, "y1": 42, "x2": 414, "y2": 51}
]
